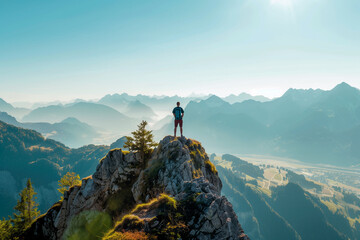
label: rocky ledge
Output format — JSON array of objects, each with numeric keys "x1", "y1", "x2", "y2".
[{"x1": 24, "y1": 136, "x2": 249, "y2": 240}]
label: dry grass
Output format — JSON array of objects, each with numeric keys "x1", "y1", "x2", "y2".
[
  {"x1": 103, "y1": 231, "x2": 150, "y2": 240},
  {"x1": 132, "y1": 194, "x2": 177, "y2": 214},
  {"x1": 28, "y1": 145, "x2": 53, "y2": 151}
]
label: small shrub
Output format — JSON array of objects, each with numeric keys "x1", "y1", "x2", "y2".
[
  {"x1": 58, "y1": 172, "x2": 81, "y2": 200},
  {"x1": 132, "y1": 194, "x2": 177, "y2": 214},
  {"x1": 117, "y1": 214, "x2": 144, "y2": 230},
  {"x1": 205, "y1": 160, "x2": 217, "y2": 174}
]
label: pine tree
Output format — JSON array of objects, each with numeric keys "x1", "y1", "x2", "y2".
[
  {"x1": 124, "y1": 120, "x2": 158, "y2": 161},
  {"x1": 0, "y1": 218, "x2": 13, "y2": 240},
  {"x1": 58, "y1": 172, "x2": 81, "y2": 200},
  {"x1": 12, "y1": 179, "x2": 39, "y2": 235}
]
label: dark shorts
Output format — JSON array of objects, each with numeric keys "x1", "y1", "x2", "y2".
[{"x1": 175, "y1": 119, "x2": 183, "y2": 127}]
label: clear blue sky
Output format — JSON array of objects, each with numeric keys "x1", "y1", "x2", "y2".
[{"x1": 1, "y1": 0, "x2": 359, "y2": 102}]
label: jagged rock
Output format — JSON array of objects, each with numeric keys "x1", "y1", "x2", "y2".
[
  {"x1": 132, "y1": 136, "x2": 222, "y2": 203},
  {"x1": 24, "y1": 149, "x2": 143, "y2": 239},
  {"x1": 24, "y1": 136, "x2": 249, "y2": 240}
]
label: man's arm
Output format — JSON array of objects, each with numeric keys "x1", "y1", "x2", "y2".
[{"x1": 181, "y1": 108, "x2": 184, "y2": 118}]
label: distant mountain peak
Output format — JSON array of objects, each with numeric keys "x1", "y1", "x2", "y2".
[
  {"x1": 110, "y1": 136, "x2": 128, "y2": 149},
  {"x1": 126, "y1": 100, "x2": 153, "y2": 111},
  {"x1": 238, "y1": 92, "x2": 252, "y2": 97},
  {"x1": 61, "y1": 117, "x2": 83, "y2": 125},
  {"x1": 223, "y1": 92, "x2": 270, "y2": 103},
  {"x1": 283, "y1": 87, "x2": 320, "y2": 95},
  {"x1": 331, "y1": 82, "x2": 358, "y2": 93},
  {"x1": 204, "y1": 95, "x2": 227, "y2": 107},
  {"x1": 337, "y1": 81, "x2": 351, "y2": 87},
  {"x1": 281, "y1": 87, "x2": 326, "y2": 104},
  {"x1": 128, "y1": 99, "x2": 143, "y2": 106}
]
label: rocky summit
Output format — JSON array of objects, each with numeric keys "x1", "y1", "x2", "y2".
[{"x1": 24, "y1": 136, "x2": 249, "y2": 240}]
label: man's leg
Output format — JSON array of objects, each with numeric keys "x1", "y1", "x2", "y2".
[
  {"x1": 180, "y1": 120, "x2": 183, "y2": 137},
  {"x1": 174, "y1": 120, "x2": 178, "y2": 137}
]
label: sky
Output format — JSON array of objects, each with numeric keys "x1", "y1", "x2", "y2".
[{"x1": 0, "y1": 0, "x2": 360, "y2": 103}]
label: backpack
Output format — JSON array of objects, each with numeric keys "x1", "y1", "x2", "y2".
[{"x1": 175, "y1": 107, "x2": 182, "y2": 119}]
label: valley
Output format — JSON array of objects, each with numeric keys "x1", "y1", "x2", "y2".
[
  {"x1": 233, "y1": 153, "x2": 360, "y2": 194},
  {"x1": 213, "y1": 154, "x2": 360, "y2": 239}
]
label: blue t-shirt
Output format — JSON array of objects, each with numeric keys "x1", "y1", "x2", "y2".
[{"x1": 172, "y1": 107, "x2": 184, "y2": 120}]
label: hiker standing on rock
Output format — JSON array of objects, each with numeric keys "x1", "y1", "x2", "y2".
[{"x1": 173, "y1": 102, "x2": 184, "y2": 138}]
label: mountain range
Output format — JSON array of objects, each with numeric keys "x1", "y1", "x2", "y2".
[
  {"x1": 98, "y1": 93, "x2": 204, "y2": 114},
  {"x1": 0, "y1": 107, "x2": 359, "y2": 239},
  {"x1": 157, "y1": 82, "x2": 360, "y2": 166},
  {"x1": 22, "y1": 102, "x2": 137, "y2": 135},
  {"x1": 98, "y1": 92, "x2": 269, "y2": 115},
  {"x1": 223, "y1": 93, "x2": 270, "y2": 104},
  {"x1": 124, "y1": 100, "x2": 157, "y2": 121},
  {"x1": 0, "y1": 112, "x2": 98, "y2": 148},
  {"x1": 1, "y1": 82, "x2": 359, "y2": 167},
  {"x1": 0, "y1": 92, "x2": 272, "y2": 146}
]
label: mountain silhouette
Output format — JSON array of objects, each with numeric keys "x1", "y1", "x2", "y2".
[
  {"x1": 124, "y1": 100, "x2": 157, "y2": 120},
  {"x1": 157, "y1": 82, "x2": 360, "y2": 166},
  {"x1": 223, "y1": 93, "x2": 270, "y2": 104},
  {"x1": 0, "y1": 112, "x2": 99, "y2": 148},
  {"x1": 22, "y1": 102, "x2": 137, "y2": 134}
]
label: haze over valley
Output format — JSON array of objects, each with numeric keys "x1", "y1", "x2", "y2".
[{"x1": 0, "y1": 83, "x2": 359, "y2": 219}]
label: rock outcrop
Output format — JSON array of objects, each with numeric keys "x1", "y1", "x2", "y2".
[{"x1": 24, "y1": 136, "x2": 249, "y2": 240}]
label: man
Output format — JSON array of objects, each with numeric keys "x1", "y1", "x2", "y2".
[{"x1": 172, "y1": 102, "x2": 184, "y2": 137}]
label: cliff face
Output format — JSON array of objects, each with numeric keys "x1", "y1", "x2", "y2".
[{"x1": 25, "y1": 136, "x2": 249, "y2": 240}]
